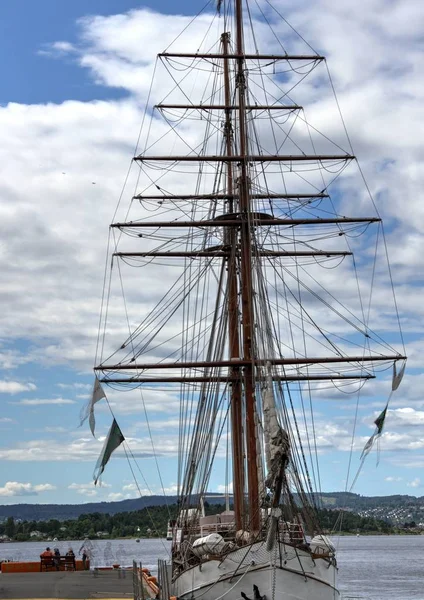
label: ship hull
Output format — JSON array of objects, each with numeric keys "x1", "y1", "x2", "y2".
[{"x1": 172, "y1": 541, "x2": 340, "y2": 600}]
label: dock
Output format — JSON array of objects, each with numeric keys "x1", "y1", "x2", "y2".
[{"x1": 0, "y1": 569, "x2": 140, "y2": 599}]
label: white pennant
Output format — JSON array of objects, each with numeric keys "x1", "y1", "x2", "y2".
[
  {"x1": 392, "y1": 361, "x2": 406, "y2": 392},
  {"x1": 79, "y1": 376, "x2": 106, "y2": 437}
]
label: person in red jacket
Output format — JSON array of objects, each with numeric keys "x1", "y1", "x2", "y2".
[{"x1": 40, "y1": 547, "x2": 53, "y2": 558}]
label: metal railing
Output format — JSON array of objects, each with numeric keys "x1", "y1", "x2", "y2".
[{"x1": 132, "y1": 561, "x2": 145, "y2": 600}]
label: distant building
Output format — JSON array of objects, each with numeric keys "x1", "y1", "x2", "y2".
[{"x1": 29, "y1": 530, "x2": 44, "y2": 538}]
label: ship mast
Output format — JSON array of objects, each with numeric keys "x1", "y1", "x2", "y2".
[
  {"x1": 96, "y1": 0, "x2": 407, "y2": 537},
  {"x1": 234, "y1": 0, "x2": 260, "y2": 533},
  {"x1": 221, "y1": 30, "x2": 245, "y2": 532}
]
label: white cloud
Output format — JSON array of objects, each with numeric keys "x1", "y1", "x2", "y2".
[
  {"x1": 122, "y1": 483, "x2": 138, "y2": 492},
  {"x1": 407, "y1": 478, "x2": 421, "y2": 488},
  {"x1": 0, "y1": 4, "x2": 411, "y2": 374},
  {"x1": 108, "y1": 492, "x2": 124, "y2": 500},
  {"x1": 68, "y1": 482, "x2": 104, "y2": 497},
  {"x1": 0, "y1": 348, "x2": 34, "y2": 370},
  {"x1": 0, "y1": 381, "x2": 36, "y2": 394},
  {"x1": 217, "y1": 483, "x2": 233, "y2": 494},
  {"x1": 162, "y1": 484, "x2": 178, "y2": 495},
  {"x1": 80, "y1": 489, "x2": 97, "y2": 497},
  {"x1": 0, "y1": 434, "x2": 178, "y2": 462},
  {"x1": 57, "y1": 383, "x2": 92, "y2": 390},
  {"x1": 34, "y1": 483, "x2": 56, "y2": 492},
  {"x1": 122, "y1": 482, "x2": 152, "y2": 497},
  {"x1": 38, "y1": 41, "x2": 77, "y2": 57},
  {"x1": 52, "y1": 41, "x2": 76, "y2": 54},
  {"x1": 68, "y1": 481, "x2": 111, "y2": 490},
  {"x1": 44, "y1": 426, "x2": 68, "y2": 433},
  {"x1": 0, "y1": 481, "x2": 56, "y2": 496},
  {"x1": 386, "y1": 408, "x2": 424, "y2": 427},
  {"x1": 384, "y1": 476, "x2": 403, "y2": 482},
  {"x1": 9, "y1": 398, "x2": 76, "y2": 406}
]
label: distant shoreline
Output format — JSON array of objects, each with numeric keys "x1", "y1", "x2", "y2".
[{"x1": 1, "y1": 531, "x2": 423, "y2": 545}]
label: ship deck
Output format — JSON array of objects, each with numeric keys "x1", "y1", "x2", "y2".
[{"x1": 0, "y1": 569, "x2": 141, "y2": 599}]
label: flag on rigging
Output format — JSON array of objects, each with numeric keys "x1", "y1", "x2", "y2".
[
  {"x1": 79, "y1": 376, "x2": 106, "y2": 437},
  {"x1": 360, "y1": 360, "x2": 406, "y2": 460},
  {"x1": 360, "y1": 404, "x2": 388, "y2": 459},
  {"x1": 93, "y1": 418, "x2": 125, "y2": 485}
]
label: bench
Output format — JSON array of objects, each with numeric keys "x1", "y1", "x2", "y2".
[
  {"x1": 40, "y1": 555, "x2": 76, "y2": 572},
  {"x1": 40, "y1": 556, "x2": 56, "y2": 571},
  {"x1": 60, "y1": 556, "x2": 76, "y2": 571}
]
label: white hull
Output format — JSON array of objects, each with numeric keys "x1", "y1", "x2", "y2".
[{"x1": 172, "y1": 541, "x2": 340, "y2": 600}]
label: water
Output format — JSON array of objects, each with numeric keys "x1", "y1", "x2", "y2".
[
  {"x1": 1, "y1": 535, "x2": 423, "y2": 599},
  {"x1": 335, "y1": 535, "x2": 424, "y2": 600},
  {"x1": 0, "y1": 538, "x2": 171, "y2": 574}
]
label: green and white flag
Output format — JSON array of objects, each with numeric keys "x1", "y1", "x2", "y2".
[
  {"x1": 361, "y1": 361, "x2": 406, "y2": 459},
  {"x1": 360, "y1": 404, "x2": 388, "y2": 459},
  {"x1": 93, "y1": 419, "x2": 125, "y2": 485}
]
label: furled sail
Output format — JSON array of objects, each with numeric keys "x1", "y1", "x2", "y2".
[
  {"x1": 254, "y1": 404, "x2": 266, "y2": 498},
  {"x1": 262, "y1": 371, "x2": 290, "y2": 492}
]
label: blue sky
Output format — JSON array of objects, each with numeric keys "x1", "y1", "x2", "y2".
[
  {"x1": 0, "y1": 0, "x2": 423, "y2": 509},
  {"x1": 0, "y1": 0, "x2": 200, "y2": 105}
]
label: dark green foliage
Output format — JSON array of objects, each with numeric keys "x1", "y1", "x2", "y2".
[
  {"x1": 317, "y1": 508, "x2": 392, "y2": 534},
  {"x1": 1, "y1": 493, "x2": 424, "y2": 523},
  {"x1": 0, "y1": 504, "x2": 179, "y2": 541},
  {"x1": 0, "y1": 503, "x2": 410, "y2": 541},
  {"x1": 5, "y1": 516, "x2": 15, "y2": 538}
]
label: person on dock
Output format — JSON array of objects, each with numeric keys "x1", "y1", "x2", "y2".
[
  {"x1": 103, "y1": 541, "x2": 114, "y2": 567},
  {"x1": 54, "y1": 548, "x2": 61, "y2": 570},
  {"x1": 79, "y1": 539, "x2": 90, "y2": 570},
  {"x1": 40, "y1": 547, "x2": 53, "y2": 558},
  {"x1": 64, "y1": 548, "x2": 76, "y2": 571}
]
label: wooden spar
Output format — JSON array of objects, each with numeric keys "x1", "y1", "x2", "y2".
[
  {"x1": 235, "y1": 0, "x2": 260, "y2": 534},
  {"x1": 111, "y1": 217, "x2": 381, "y2": 228},
  {"x1": 96, "y1": 354, "x2": 406, "y2": 371},
  {"x1": 99, "y1": 375, "x2": 375, "y2": 383},
  {"x1": 221, "y1": 31, "x2": 244, "y2": 532},
  {"x1": 156, "y1": 104, "x2": 302, "y2": 110},
  {"x1": 159, "y1": 53, "x2": 324, "y2": 60},
  {"x1": 132, "y1": 194, "x2": 329, "y2": 200},
  {"x1": 114, "y1": 251, "x2": 352, "y2": 257},
  {"x1": 134, "y1": 154, "x2": 354, "y2": 162}
]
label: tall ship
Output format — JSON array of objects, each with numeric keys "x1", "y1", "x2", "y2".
[{"x1": 90, "y1": 1, "x2": 406, "y2": 599}]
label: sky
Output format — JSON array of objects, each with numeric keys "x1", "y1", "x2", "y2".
[{"x1": 0, "y1": 0, "x2": 423, "y2": 510}]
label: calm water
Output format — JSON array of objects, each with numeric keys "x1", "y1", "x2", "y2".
[
  {"x1": 335, "y1": 535, "x2": 424, "y2": 600},
  {"x1": 1, "y1": 535, "x2": 423, "y2": 599}
]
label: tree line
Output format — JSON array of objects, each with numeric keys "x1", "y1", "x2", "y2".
[{"x1": 0, "y1": 503, "x2": 414, "y2": 542}]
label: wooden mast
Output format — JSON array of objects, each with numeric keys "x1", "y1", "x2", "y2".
[
  {"x1": 235, "y1": 0, "x2": 260, "y2": 533},
  {"x1": 222, "y1": 30, "x2": 245, "y2": 532}
]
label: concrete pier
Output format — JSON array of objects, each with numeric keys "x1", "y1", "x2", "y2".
[{"x1": 0, "y1": 569, "x2": 136, "y2": 599}]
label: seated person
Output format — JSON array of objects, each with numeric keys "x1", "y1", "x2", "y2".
[
  {"x1": 65, "y1": 548, "x2": 75, "y2": 570},
  {"x1": 40, "y1": 547, "x2": 53, "y2": 558},
  {"x1": 54, "y1": 548, "x2": 61, "y2": 569}
]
